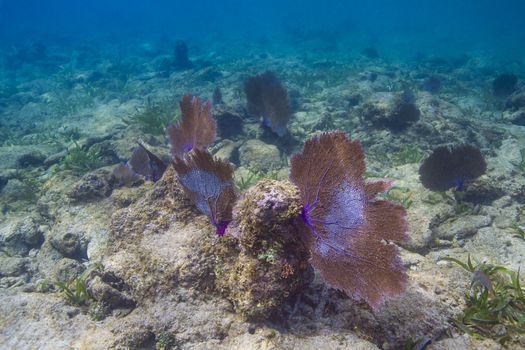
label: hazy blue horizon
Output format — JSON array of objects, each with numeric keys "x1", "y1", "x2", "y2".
[{"x1": 1, "y1": 1, "x2": 524, "y2": 60}]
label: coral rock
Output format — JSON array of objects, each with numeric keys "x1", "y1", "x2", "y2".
[
  {"x1": 0, "y1": 215, "x2": 43, "y2": 256},
  {"x1": 238, "y1": 139, "x2": 282, "y2": 173},
  {"x1": 50, "y1": 231, "x2": 81, "y2": 258},
  {"x1": 217, "y1": 180, "x2": 312, "y2": 320},
  {"x1": 361, "y1": 91, "x2": 420, "y2": 130},
  {"x1": 87, "y1": 275, "x2": 135, "y2": 309},
  {"x1": 69, "y1": 170, "x2": 113, "y2": 202}
]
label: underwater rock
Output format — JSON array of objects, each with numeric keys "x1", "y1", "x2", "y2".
[
  {"x1": 87, "y1": 275, "x2": 135, "y2": 309},
  {"x1": 50, "y1": 231, "x2": 81, "y2": 258},
  {"x1": 429, "y1": 334, "x2": 501, "y2": 350},
  {"x1": 16, "y1": 151, "x2": 46, "y2": 168},
  {"x1": 361, "y1": 91, "x2": 420, "y2": 130},
  {"x1": 69, "y1": 170, "x2": 113, "y2": 202},
  {"x1": 0, "y1": 145, "x2": 62, "y2": 169},
  {"x1": 505, "y1": 91, "x2": 525, "y2": 110},
  {"x1": 346, "y1": 93, "x2": 362, "y2": 107},
  {"x1": 110, "y1": 186, "x2": 149, "y2": 208},
  {"x1": 43, "y1": 150, "x2": 68, "y2": 167},
  {"x1": 421, "y1": 75, "x2": 442, "y2": 93},
  {"x1": 372, "y1": 288, "x2": 456, "y2": 349},
  {"x1": 214, "y1": 106, "x2": 244, "y2": 140},
  {"x1": 0, "y1": 216, "x2": 43, "y2": 256},
  {"x1": 107, "y1": 166, "x2": 220, "y2": 298},
  {"x1": 217, "y1": 180, "x2": 312, "y2": 320},
  {"x1": 239, "y1": 139, "x2": 282, "y2": 173},
  {"x1": 213, "y1": 140, "x2": 239, "y2": 165},
  {"x1": 0, "y1": 256, "x2": 30, "y2": 278},
  {"x1": 460, "y1": 178, "x2": 505, "y2": 204},
  {"x1": 0, "y1": 179, "x2": 33, "y2": 204},
  {"x1": 0, "y1": 175, "x2": 6, "y2": 193},
  {"x1": 50, "y1": 258, "x2": 85, "y2": 283},
  {"x1": 433, "y1": 215, "x2": 492, "y2": 241},
  {"x1": 502, "y1": 108, "x2": 525, "y2": 126},
  {"x1": 492, "y1": 73, "x2": 518, "y2": 97},
  {"x1": 197, "y1": 67, "x2": 223, "y2": 82}
]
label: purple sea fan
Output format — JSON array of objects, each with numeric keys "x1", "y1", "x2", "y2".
[
  {"x1": 244, "y1": 71, "x2": 291, "y2": 137},
  {"x1": 419, "y1": 144, "x2": 486, "y2": 192},
  {"x1": 167, "y1": 94, "x2": 217, "y2": 159},
  {"x1": 172, "y1": 148, "x2": 237, "y2": 236},
  {"x1": 290, "y1": 132, "x2": 409, "y2": 309}
]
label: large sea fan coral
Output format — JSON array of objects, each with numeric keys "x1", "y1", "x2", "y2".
[
  {"x1": 290, "y1": 132, "x2": 408, "y2": 309},
  {"x1": 167, "y1": 94, "x2": 217, "y2": 159},
  {"x1": 419, "y1": 144, "x2": 486, "y2": 192},
  {"x1": 244, "y1": 71, "x2": 291, "y2": 136},
  {"x1": 172, "y1": 149, "x2": 237, "y2": 236}
]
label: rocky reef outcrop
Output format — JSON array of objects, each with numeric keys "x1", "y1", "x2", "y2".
[{"x1": 216, "y1": 180, "x2": 312, "y2": 319}]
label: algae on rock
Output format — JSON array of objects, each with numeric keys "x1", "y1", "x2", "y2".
[{"x1": 216, "y1": 179, "x2": 312, "y2": 320}]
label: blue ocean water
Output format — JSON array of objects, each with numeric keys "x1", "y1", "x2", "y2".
[{"x1": 1, "y1": 0, "x2": 525, "y2": 58}]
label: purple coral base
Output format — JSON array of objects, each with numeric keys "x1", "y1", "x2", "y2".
[{"x1": 215, "y1": 220, "x2": 230, "y2": 237}]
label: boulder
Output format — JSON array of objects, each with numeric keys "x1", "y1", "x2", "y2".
[{"x1": 239, "y1": 139, "x2": 282, "y2": 173}]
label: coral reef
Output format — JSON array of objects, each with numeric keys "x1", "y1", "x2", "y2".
[
  {"x1": 361, "y1": 91, "x2": 420, "y2": 130},
  {"x1": 2, "y1": 27, "x2": 525, "y2": 349},
  {"x1": 216, "y1": 180, "x2": 311, "y2": 319}
]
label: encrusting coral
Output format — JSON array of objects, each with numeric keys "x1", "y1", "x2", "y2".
[{"x1": 216, "y1": 179, "x2": 311, "y2": 319}]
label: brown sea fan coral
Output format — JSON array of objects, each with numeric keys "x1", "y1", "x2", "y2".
[
  {"x1": 419, "y1": 144, "x2": 487, "y2": 192},
  {"x1": 172, "y1": 149, "x2": 237, "y2": 236},
  {"x1": 244, "y1": 71, "x2": 291, "y2": 136},
  {"x1": 290, "y1": 132, "x2": 409, "y2": 309},
  {"x1": 167, "y1": 94, "x2": 217, "y2": 159}
]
